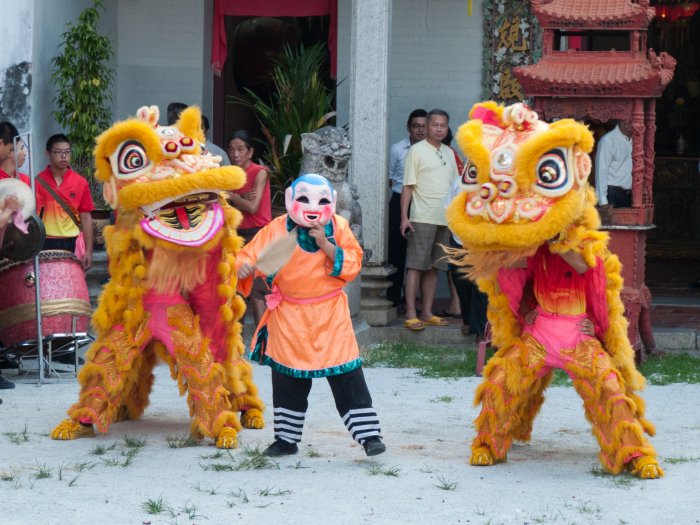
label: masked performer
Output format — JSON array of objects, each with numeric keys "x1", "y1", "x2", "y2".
[
  {"x1": 51, "y1": 106, "x2": 264, "y2": 448},
  {"x1": 236, "y1": 173, "x2": 385, "y2": 457},
  {"x1": 447, "y1": 102, "x2": 662, "y2": 478}
]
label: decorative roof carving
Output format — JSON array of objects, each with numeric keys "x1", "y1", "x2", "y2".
[{"x1": 533, "y1": 0, "x2": 655, "y2": 29}]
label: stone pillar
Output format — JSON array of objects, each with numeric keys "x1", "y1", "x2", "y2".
[
  {"x1": 348, "y1": 0, "x2": 396, "y2": 326},
  {"x1": 349, "y1": 0, "x2": 391, "y2": 263}
]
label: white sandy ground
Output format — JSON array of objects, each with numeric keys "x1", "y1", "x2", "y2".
[{"x1": 0, "y1": 363, "x2": 699, "y2": 525}]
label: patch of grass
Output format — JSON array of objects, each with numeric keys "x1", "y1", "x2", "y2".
[
  {"x1": 101, "y1": 457, "x2": 122, "y2": 467},
  {"x1": 430, "y1": 395, "x2": 455, "y2": 403},
  {"x1": 166, "y1": 434, "x2": 198, "y2": 448},
  {"x1": 199, "y1": 446, "x2": 279, "y2": 473},
  {"x1": 434, "y1": 473, "x2": 457, "y2": 491},
  {"x1": 305, "y1": 446, "x2": 321, "y2": 458},
  {"x1": 362, "y1": 342, "x2": 491, "y2": 378},
  {"x1": 236, "y1": 445, "x2": 280, "y2": 471},
  {"x1": 227, "y1": 488, "x2": 249, "y2": 505},
  {"x1": 1, "y1": 471, "x2": 18, "y2": 482},
  {"x1": 366, "y1": 462, "x2": 401, "y2": 477},
  {"x1": 664, "y1": 456, "x2": 700, "y2": 464},
  {"x1": 33, "y1": 463, "x2": 52, "y2": 480},
  {"x1": 590, "y1": 466, "x2": 636, "y2": 488},
  {"x1": 288, "y1": 460, "x2": 309, "y2": 470},
  {"x1": 122, "y1": 435, "x2": 146, "y2": 449},
  {"x1": 181, "y1": 503, "x2": 205, "y2": 520},
  {"x1": 191, "y1": 482, "x2": 219, "y2": 495},
  {"x1": 89, "y1": 442, "x2": 117, "y2": 456},
  {"x1": 73, "y1": 460, "x2": 96, "y2": 472},
  {"x1": 419, "y1": 464, "x2": 435, "y2": 474},
  {"x1": 142, "y1": 496, "x2": 171, "y2": 515},
  {"x1": 198, "y1": 450, "x2": 225, "y2": 460},
  {"x1": 200, "y1": 462, "x2": 235, "y2": 472},
  {"x1": 258, "y1": 486, "x2": 292, "y2": 497},
  {"x1": 363, "y1": 343, "x2": 700, "y2": 385},
  {"x1": 3, "y1": 424, "x2": 30, "y2": 444},
  {"x1": 68, "y1": 474, "x2": 80, "y2": 487},
  {"x1": 639, "y1": 353, "x2": 700, "y2": 385}
]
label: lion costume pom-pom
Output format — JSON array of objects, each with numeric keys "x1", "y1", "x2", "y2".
[{"x1": 447, "y1": 101, "x2": 662, "y2": 479}]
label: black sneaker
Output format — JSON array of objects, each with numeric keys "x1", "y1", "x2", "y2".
[
  {"x1": 263, "y1": 439, "x2": 298, "y2": 457},
  {"x1": 0, "y1": 374, "x2": 15, "y2": 390},
  {"x1": 362, "y1": 437, "x2": 386, "y2": 456}
]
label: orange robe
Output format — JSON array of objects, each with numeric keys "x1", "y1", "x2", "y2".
[{"x1": 236, "y1": 214, "x2": 363, "y2": 378}]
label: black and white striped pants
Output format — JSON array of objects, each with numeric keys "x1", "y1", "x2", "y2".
[{"x1": 271, "y1": 368, "x2": 382, "y2": 445}]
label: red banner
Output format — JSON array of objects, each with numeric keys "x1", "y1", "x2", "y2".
[{"x1": 211, "y1": 0, "x2": 337, "y2": 77}]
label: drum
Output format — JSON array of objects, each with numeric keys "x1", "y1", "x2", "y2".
[{"x1": 0, "y1": 250, "x2": 91, "y2": 346}]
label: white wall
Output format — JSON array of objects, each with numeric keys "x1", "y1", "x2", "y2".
[
  {"x1": 115, "y1": 0, "x2": 210, "y2": 122},
  {"x1": 388, "y1": 0, "x2": 483, "y2": 146},
  {"x1": 31, "y1": 0, "x2": 98, "y2": 169}
]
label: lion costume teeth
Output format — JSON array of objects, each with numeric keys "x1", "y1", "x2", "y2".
[
  {"x1": 51, "y1": 105, "x2": 264, "y2": 447},
  {"x1": 448, "y1": 102, "x2": 662, "y2": 478}
]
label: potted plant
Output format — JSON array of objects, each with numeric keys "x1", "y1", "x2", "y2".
[
  {"x1": 50, "y1": 0, "x2": 114, "y2": 220},
  {"x1": 228, "y1": 43, "x2": 336, "y2": 207}
]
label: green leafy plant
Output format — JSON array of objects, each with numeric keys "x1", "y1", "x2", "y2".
[
  {"x1": 228, "y1": 43, "x2": 336, "y2": 196},
  {"x1": 50, "y1": 0, "x2": 114, "y2": 208}
]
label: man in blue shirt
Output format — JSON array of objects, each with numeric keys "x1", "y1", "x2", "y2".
[{"x1": 386, "y1": 109, "x2": 427, "y2": 307}]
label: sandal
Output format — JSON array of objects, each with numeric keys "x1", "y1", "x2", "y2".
[
  {"x1": 403, "y1": 318, "x2": 425, "y2": 331},
  {"x1": 422, "y1": 315, "x2": 448, "y2": 326}
]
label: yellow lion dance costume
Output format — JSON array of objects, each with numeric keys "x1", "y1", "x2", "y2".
[
  {"x1": 447, "y1": 102, "x2": 662, "y2": 478},
  {"x1": 51, "y1": 106, "x2": 264, "y2": 448}
]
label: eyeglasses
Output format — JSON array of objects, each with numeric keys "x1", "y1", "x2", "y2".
[
  {"x1": 51, "y1": 149, "x2": 72, "y2": 157},
  {"x1": 410, "y1": 123, "x2": 426, "y2": 129},
  {"x1": 435, "y1": 148, "x2": 446, "y2": 166}
]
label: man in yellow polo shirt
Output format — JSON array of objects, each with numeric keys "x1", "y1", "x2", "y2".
[{"x1": 400, "y1": 109, "x2": 459, "y2": 331}]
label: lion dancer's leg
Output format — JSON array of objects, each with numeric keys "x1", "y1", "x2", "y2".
[
  {"x1": 160, "y1": 302, "x2": 241, "y2": 448},
  {"x1": 51, "y1": 324, "x2": 151, "y2": 440},
  {"x1": 471, "y1": 336, "x2": 553, "y2": 465},
  {"x1": 563, "y1": 340, "x2": 663, "y2": 478},
  {"x1": 188, "y1": 259, "x2": 265, "y2": 431}
]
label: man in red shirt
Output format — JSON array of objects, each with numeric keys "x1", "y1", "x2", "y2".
[{"x1": 36, "y1": 134, "x2": 94, "y2": 269}]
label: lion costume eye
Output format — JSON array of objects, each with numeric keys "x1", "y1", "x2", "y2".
[
  {"x1": 462, "y1": 162, "x2": 478, "y2": 187},
  {"x1": 114, "y1": 140, "x2": 152, "y2": 180},
  {"x1": 534, "y1": 149, "x2": 570, "y2": 196}
]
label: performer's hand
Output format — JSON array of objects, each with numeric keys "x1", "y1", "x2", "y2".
[
  {"x1": 238, "y1": 262, "x2": 254, "y2": 279},
  {"x1": 81, "y1": 251, "x2": 93, "y2": 271},
  {"x1": 524, "y1": 309, "x2": 538, "y2": 326},
  {"x1": 243, "y1": 189, "x2": 256, "y2": 202},
  {"x1": 308, "y1": 223, "x2": 330, "y2": 248},
  {"x1": 0, "y1": 195, "x2": 20, "y2": 229},
  {"x1": 578, "y1": 317, "x2": 595, "y2": 336}
]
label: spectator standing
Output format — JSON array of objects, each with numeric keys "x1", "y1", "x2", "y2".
[
  {"x1": 36, "y1": 134, "x2": 94, "y2": 269},
  {"x1": 201, "y1": 115, "x2": 231, "y2": 166},
  {"x1": 166, "y1": 101, "x2": 188, "y2": 125},
  {"x1": 595, "y1": 122, "x2": 632, "y2": 208},
  {"x1": 226, "y1": 130, "x2": 272, "y2": 326},
  {"x1": 386, "y1": 109, "x2": 426, "y2": 308},
  {"x1": 400, "y1": 109, "x2": 459, "y2": 331},
  {"x1": 0, "y1": 136, "x2": 30, "y2": 184}
]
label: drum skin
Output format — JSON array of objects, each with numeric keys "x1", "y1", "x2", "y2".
[{"x1": 0, "y1": 250, "x2": 90, "y2": 346}]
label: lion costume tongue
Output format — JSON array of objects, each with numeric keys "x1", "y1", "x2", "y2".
[{"x1": 140, "y1": 200, "x2": 224, "y2": 246}]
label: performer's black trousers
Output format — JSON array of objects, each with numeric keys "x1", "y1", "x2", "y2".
[{"x1": 271, "y1": 367, "x2": 382, "y2": 445}]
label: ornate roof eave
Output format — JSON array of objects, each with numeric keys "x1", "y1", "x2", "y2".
[
  {"x1": 532, "y1": 0, "x2": 655, "y2": 30},
  {"x1": 514, "y1": 50, "x2": 676, "y2": 99}
]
